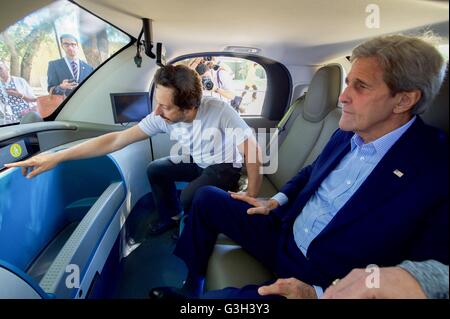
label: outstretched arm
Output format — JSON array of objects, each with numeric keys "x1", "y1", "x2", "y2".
[{"x1": 5, "y1": 125, "x2": 148, "y2": 178}]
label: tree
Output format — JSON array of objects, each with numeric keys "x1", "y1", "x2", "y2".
[
  {"x1": 0, "y1": 32, "x2": 21, "y2": 76},
  {"x1": 81, "y1": 29, "x2": 109, "y2": 68},
  {"x1": 20, "y1": 29, "x2": 49, "y2": 81},
  {"x1": 1, "y1": 17, "x2": 56, "y2": 81}
]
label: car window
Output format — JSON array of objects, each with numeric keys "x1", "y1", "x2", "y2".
[
  {"x1": 0, "y1": 0, "x2": 131, "y2": 126},
  {"x1": 437, "y1": 44, "x2": 449, "y2": 61},
  {"x1": 176, "y1": 56, "x2": 267, "y2": 116}
]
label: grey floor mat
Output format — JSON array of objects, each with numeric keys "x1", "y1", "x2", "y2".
[{"x1": 114, "y1": 193, "x2": 187, "y2": 298}]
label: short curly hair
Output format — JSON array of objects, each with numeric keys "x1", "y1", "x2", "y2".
[{"x1": 154, "y1": 64, "x2": 202, "y2": 110}]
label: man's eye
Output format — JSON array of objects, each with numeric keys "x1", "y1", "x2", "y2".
[{"x1": 356, "y1": 83, "x2": 367, "y2": 90}]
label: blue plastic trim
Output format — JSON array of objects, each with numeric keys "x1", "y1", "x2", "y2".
[
  {"x1": 67, "y1": 183, "x2": 126, "y2": 298},
  {"x1": 0, "y1": 259, "x2": 49, "y2": 298}
]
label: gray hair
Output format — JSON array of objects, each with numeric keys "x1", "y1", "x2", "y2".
[{"x1": 351, "y1": 33, "x2": 445, "y2": 114}]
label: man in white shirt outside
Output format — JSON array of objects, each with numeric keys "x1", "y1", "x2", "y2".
[{"x1": 0, "y1": 60, "x2": 37, "y2": 120}]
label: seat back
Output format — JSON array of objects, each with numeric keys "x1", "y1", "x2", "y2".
[
  {"x1": 421, "y1": 68, "x2": 449, "y2": 134},
  {"x1": 266, "y1": 65, "x2": 342, "y2": 190}
]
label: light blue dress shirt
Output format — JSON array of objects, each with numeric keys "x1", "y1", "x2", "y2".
[{"x1": 271, "y1": 116, "x2": 416, "y2": 296}]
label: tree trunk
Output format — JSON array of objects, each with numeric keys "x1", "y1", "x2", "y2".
[
  {"x1": 20, "y1": 29, "x2": 46, "y2": 82},
  {"x1": 0, "y1": 32, "x2": 20, "y2": 76},
  {"x1": 81, "y1": 35, "x2": 100, "y2": 68},
  {"x1": 97, "y1": 29, "x2": 109, "y2": 63},
  {"x1": 81, "y1": 30, "x2": 109, "y2": 68}
]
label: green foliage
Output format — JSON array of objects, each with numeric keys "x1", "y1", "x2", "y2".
[
  {"x1": 1, "y1": 14, "x2": 55, "y2": 66},
  {"x1": 0, "y1": 42, "x2": 9, "y2": 60},
  {"x1": 0, "y1": 0, "x2": 131, "y2": 76}
]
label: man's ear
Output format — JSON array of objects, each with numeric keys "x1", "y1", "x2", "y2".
[
  {"x1": 394, "y1": 90, "x2": 421, "y2": 114},
  {"x1": 183, "y1": 106, "x2": 197, "y2": 115}
]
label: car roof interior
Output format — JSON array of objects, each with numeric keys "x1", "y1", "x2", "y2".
[
  {"x1": 1, "y1": 0, "x2": 448, "y2": 67},
  {"x1": 0, "y1": 0, "x2": 449, "y2": 300}
]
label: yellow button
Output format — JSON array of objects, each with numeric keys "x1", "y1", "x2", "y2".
[{"x1": 10, "y1": 143, "x2": 22, "y2": 158}]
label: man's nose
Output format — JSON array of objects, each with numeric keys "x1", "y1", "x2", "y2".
[
  {"x1": 339, "y1": 86, "x2": 350, "y2": 104},
  {"x1": 154, "y1": 104, "x2": 162, "y2": 115}
]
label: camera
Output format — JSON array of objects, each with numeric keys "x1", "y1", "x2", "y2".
[
  {"x1": 195, "y1": 63, "x2": 208, "y2": 76},
  {"x1": 201, "y1": 76, "x2": 214, "y2": 90}
]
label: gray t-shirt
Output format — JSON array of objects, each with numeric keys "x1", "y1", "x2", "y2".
[{"x1": 138, "y1": 96, "x2": 253, "y2": 168}]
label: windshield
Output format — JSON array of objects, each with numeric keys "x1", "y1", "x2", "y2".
[{"x1": 0, "y1": 0, "x2": 131, "y2": 127}]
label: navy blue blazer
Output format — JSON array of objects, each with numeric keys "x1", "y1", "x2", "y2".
[
  {"x1": 47, "y1": 58, "x2": 94, "y2": 95},
  {"x1": 274, "y1": 117, "x2": 449, "y2": 286}
]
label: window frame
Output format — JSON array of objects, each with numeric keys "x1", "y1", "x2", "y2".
[
  {"x1": 167, "y1": 52, "x2": 292, "y2": 121},
  {"x1": 0, "y1": 0, "x2": 136, "y2": 125}
]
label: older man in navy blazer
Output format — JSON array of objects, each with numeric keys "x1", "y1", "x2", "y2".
[
  {"x1": 155, "y1": 34, "x2": 449, "y2": 299},
  {"x1": 47, "y1": 34, "x2": 94, "y2": 96}
]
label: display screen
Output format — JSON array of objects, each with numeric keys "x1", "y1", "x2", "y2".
[{"x1": 110, "y1": 92, "x2": 150, "y2": 123}]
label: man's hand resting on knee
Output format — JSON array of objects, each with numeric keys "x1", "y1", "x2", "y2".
[
  {"x1": 228, "y1": 192, "x2": 279, "y2": 215},
  {"x1": 258, "y1": 278, "x2": 317, "y2": 299}
]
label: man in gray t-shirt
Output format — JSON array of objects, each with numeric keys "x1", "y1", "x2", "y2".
[{"x1": 7, "y1": 65, "x2": 263, "y2": 236}]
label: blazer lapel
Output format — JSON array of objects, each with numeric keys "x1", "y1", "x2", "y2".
[
  {"x1": 79, "y1": 61, "x2": 86, "y2": 80},
  {"x1": 79, "y1": 61, "x2": 93, "y2": 81},
  {"x1": 60, "y1": 59, "x2": 73, "y2": 80},
  {"x1": 283, "y1": 132, "x2": 352, "y2": 224},
  {"x1": 305, "y1": 138, "x2": 351, "y2": 195},
  {"x1": 317, "y1": 119, "x2": 426, "y2": 237}
]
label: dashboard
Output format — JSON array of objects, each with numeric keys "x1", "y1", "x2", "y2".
[{"x1": 0, "y1": 135, "x2": 38, "y2": 169}]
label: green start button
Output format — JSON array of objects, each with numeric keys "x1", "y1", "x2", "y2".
[{"x1": 0, "y1": 139, "x2": 29, "y2": 168}]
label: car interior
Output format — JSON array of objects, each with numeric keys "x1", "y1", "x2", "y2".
[{"x1": 0, "y1": 0, "x2": 448, "y2": 299}]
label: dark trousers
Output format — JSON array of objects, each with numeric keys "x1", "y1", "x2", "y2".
[
  {"x1": 173, "y1": 186, "x2": 311, "y2": 299},
  {"x1": 146, "y1": 156, "x2": 241, "y2": 222}
]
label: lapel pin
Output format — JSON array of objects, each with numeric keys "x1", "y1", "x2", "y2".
[{"x1": 393, "y1": 169, "x2": 404, "y2": 178}]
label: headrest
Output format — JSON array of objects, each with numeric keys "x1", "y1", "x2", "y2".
[
  {"x1": 421, "y1": 69, "x2": 449, "y2": 134},
  {"x1": 303, "y1": 65, "x2": 342, "y2": 123}
]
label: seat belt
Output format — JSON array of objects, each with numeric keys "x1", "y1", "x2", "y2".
[
  {"x1": 267, "y1": 93, "x2": 306, "y2": 149},
  {"x1": 276, "y1": 93, "x2": 306, "y2": 132},
  {"x1": 262, "y1": 93, "x2": 307, "y2": 172}
]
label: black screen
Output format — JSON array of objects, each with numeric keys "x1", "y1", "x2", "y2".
[{"x1": 110, "y1": 92, "x2": 150, "y2": 123}]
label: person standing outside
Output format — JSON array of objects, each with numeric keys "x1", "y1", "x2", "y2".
[
  {"x1": 47, "y1": 34, "x2": 94, "y2": 97},
  {"x1": 0, "y1": 60, "x2": 37, "y2": 120}
]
